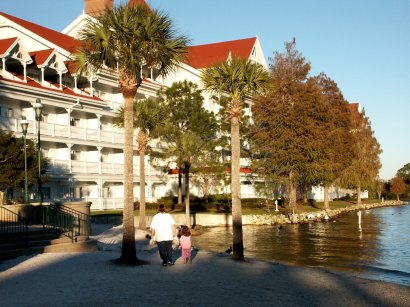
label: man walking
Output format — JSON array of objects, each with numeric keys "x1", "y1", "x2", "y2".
[{"x1": 150, "y1": 204, "x2": 177, "y2": 266}]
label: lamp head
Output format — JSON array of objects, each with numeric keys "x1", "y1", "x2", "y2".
[
  {"x1": 20, "y1": 117, "x2": 29, "y2": 135},
  {"x1": 33, "y1": 98, "x2": 43, "y2": 120}
]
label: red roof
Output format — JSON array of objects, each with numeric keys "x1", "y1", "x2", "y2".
[
  {"x1": 185, "y1": 37, "x2": 257, "y2": 69},
  {"x1": 128, "y1": 0, "x2": 151, "y2": 12},
  {"x1": 347, "y1": 102, "x2": 360, "y2": 111},
  {"x1": 0, "y1": 37, "x2": 18, "y2": 55},
  {"x1": 0, "y1": 12, "x2": 80, "y2": 53},
  {"x1": 29, "y1": 49, "x2": 55, "y2": 66}
]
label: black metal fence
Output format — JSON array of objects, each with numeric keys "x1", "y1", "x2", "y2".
[
  {"x1": 0, "y1": 204, "x2": 90, "y2": 244},
  {"x1": 0, "y1": 206, "x2": 28, "y2": 243}
]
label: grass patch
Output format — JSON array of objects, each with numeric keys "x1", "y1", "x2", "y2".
[{"x1": 91, "y1": 199, "x2": 383, "y2": 217}]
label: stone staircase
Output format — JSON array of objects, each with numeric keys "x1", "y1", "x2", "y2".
[{"x1": 0, "y1": 226, "x2": 98, "y2": 261}]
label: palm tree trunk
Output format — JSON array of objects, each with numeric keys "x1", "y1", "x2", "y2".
[
  {"x1": 184, "y1": 160, "x2": 191, "y2": 226},
  {"x1": 357, "y1": 185, "x2": 361, "y2": 205},
  {"x1": 323, "y1": 184, "x2": 329, "y2": 210},
  {"x1": 231, "y1": 117, "x2": 244, "y2": 261},
  {"x1": 178, "y1": 168, "x2": 183, "y2": 206},
  {"x1": 138, "y1": 149, "x2": 146, "y2": 230},
  {"x1": 289, "y1": 169, "x2": 297, "y2": 214},
  {"x1": 120, "y1": 92, "x2": 137, "y2": 263}
]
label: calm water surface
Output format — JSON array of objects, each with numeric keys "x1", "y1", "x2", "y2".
[{"x1": 192, "y1": 203, "x2": 410, "y2": 286}]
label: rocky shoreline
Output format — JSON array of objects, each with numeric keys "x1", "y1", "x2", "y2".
[{"x1": 243, "y1": 200, "x2": 408, "y2": 225}]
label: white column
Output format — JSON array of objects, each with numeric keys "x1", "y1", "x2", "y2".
[
  {"x1": 68, "y1": 144, "x2": 73, "y2": 173},
  {"x1": 89, "y1": 76, "x2": 93, "y2": 97},
  {"x1": 148, "y1": 182, "x2": 153, "y2": 203},
  {"x1": 99, "y1": 178, "x2": 103, "y2": 210},
  {"x1": 66, "y1": 108, "x2": 72, "y2": 138},
  {"x1": 98, "y1": 146, "x2": 102, "y2": 174},
  {"x1": 97, "y1": 114, "x2": 101, "y2": 142}
]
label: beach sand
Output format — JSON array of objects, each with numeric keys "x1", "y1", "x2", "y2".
[{"x1": 0, "y1": 224, "x2": 409, "y2": 307}]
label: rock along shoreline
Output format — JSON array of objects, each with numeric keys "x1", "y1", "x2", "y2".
[{"x1": 243, "y1": 200, "x2": 407, "y2": 226}]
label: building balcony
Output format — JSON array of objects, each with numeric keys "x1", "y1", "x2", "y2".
[
  {"x1": 47, "y1": 159, "x2": 163, "y2": 177},
  {"x1": 0, "y1": 116, "x2": 131, "y2": 146}
]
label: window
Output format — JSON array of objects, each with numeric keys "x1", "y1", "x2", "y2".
[
  {"x1": 62, "y1": 78, "x2": 72, "y2": 87},
  {"x1": 7, "y1": 108, "x2": 13, "y2": 118},
  {"x1": 27, "y1": 71, "x2": 40, "y2": 82},
  {"x1": 70, "y1": 117, "x2": 80, "y2": 127},
  {"x1": 71, "y1": 150, "x2": 81, "y2": 160}
]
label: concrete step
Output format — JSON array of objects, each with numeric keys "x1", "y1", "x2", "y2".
[
  {"x1": 0, "y1": 225, "x2": 98, "y2": 260},
  {"x1": 0, "y1": 228, "x2": 63, "y2": 248},
  {"x1": 0, "y1": 237, "x2": 98, "y2": 260}
]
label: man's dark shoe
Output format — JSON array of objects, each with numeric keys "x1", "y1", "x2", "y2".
[{"x1": 162, "y1": 263, "x2": 167, "y2": 267}]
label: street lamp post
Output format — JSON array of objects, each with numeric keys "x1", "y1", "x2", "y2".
[
  {"x1": 20, "y1": 117, "x2": 29, "y2": 205},
  {"x1": 33, "y1": 98, "x2": 43, "y2": 204}
]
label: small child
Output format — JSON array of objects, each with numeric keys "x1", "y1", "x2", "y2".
[{"x1": 179, "y1": 226, "x2": 192, "y2": 264}]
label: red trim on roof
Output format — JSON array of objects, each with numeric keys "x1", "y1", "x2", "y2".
[
  {"x1": 0, "y1": 37, "x2": 18, "y2": 55},
  {"x1": 0, "y1": 74, "x2": 104, "y2": 102},
  {"x1": 0, "y1": 12, "x2": 80, "y2": 53},
  {"x1": 185, "y1": 37, "x2": 257, "y2": 69}
]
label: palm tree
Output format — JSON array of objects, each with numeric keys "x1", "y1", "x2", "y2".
[
  {"x1": 74, "y1": 4, "x2": 188, "y2": 264},
  {"x1": 201, "y1": 57, "x2": 269, "y2": 260},
  {"x1": 114, "y1": 98, "x2": 167, "y2": 230},
  {"x1": 157, "y1": 80, "x2": 218, "y2": 226},
  {"x1": 167, "y1": 131, "x2": 205, "y2": 226}
]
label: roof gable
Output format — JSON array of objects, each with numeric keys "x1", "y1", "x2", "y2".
[
  {"x1": 0, "y1": 37, "x2": 18, "y2": 55},
  {"x1": 185, "y1": 37, "x2": 257, "y2": 69},
  {"x1": 0, "y1": 12, "x2": 80, "y2": 53},
  {"x1": 0, "y1": 37, "x2": 32, "y2": 64},
  {"x1": 29, "y1": 49, "x2": 54, "y2": 66},
  {"x1": 29, "y1": 49, "x2": 68, "y2": 73}
]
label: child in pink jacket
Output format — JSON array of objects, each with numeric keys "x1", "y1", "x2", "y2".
[{"x1": 180, "y1": 226, "x2": 192, "y2": 264}]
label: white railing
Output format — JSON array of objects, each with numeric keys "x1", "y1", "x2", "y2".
[
  {"x1": 0, "y1": 116, "x2": 132, "y2": 145},
  {"x1": 46, "y1": 158, "x2": 166, "y2": 176},
  {"x1": 100, "y1": 130, "x2": 125, "y2": 144}
]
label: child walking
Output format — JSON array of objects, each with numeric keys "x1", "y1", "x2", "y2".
[{"x1": 180, "y1": 226, "x2": 192, "y2": 264}]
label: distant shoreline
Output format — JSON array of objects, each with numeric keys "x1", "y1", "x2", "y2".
[{"x1": 92, "y1": 200, "x2": 409, "y2": 227}]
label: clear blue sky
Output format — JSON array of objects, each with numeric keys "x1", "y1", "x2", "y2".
[{"x1": 1, "y1": 0, "x2": 409, "y2": 180}]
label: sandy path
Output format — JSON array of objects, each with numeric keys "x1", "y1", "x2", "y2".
[{"x1": 0, "y1": 225, "x2": 409, "y2": 307}]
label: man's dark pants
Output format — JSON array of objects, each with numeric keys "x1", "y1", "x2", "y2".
[{"x1": 157, "y1": 240, "x2": 173, "y2": 264}]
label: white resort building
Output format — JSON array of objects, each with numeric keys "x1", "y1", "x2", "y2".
[{"x1": 0, "y1": 0, "x2": 268, "y2": 210}]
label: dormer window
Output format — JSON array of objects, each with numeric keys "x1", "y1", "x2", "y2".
[{"x1": 27, "y1": 71, "x2": 40, "y2": 81}]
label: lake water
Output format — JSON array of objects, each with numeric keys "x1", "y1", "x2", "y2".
[{"x1": 192, "y1": 202, "x2": 410, "y2": 286}]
